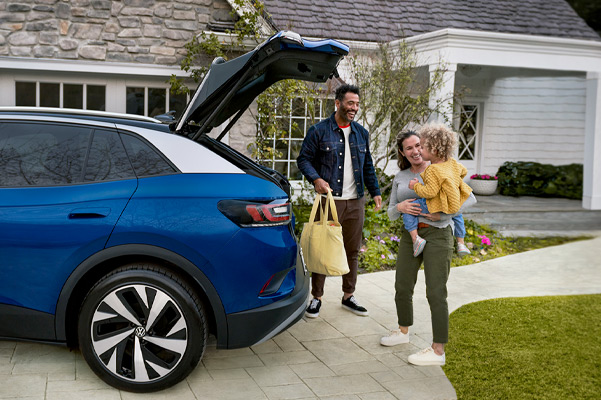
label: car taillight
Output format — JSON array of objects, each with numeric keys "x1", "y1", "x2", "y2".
[{"x1": 218, "y1": 200, "x2": 291, "y2": 227}]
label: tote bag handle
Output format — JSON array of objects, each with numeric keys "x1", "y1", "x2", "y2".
[{"x1": 308, "y1": 190, "x2": 340, "y2": 226}]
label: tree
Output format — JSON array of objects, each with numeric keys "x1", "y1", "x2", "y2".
[
  {"x1": 566, "y1": 0, "x2": 601, "y2": 35},
  {"x1": 168, "y1": 0, "x2": 266, "y2": 95},
  {"x1": 170, "y1": 2, "x2": 451, "y2": 202},
  {"x1": 346, "y1": 41, "x2": 450, "y2": 199},
  {"x1": 169, "y1": 0, "x2": 324, "y2": 167}
]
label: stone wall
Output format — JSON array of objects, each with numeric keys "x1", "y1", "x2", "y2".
[{"x1": 0, "y1": 0, "x2": 235, "y2": 65}]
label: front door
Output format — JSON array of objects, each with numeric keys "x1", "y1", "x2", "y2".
[{"x1": 455, "y1": 102, "x2": 482, "y2": 176}]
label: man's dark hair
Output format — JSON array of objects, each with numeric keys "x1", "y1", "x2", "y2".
[{"x1": 335, "y1": 84, "x2": 360, "y2": 101}]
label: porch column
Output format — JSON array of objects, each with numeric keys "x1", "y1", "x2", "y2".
[
  {"x1": 584, "y1": 71, "x2": 601, "y2": 210},
  {"x1": 428, "y1": 63, "x2": 457, "y2": 125}
]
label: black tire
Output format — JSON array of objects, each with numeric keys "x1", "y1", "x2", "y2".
[{"x1": 77, "y1": 264, "x2": 207, "y2": 392}]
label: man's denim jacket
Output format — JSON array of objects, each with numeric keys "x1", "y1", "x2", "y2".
[{"x1": 297, "y1": 112, "x2": 381, "y2": 199}]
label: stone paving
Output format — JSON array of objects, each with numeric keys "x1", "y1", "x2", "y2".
[{"x1": 2, "y1": 234, "x2": 600, "y2": 399}]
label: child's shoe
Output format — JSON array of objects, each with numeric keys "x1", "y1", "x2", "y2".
[
  {"x1": 457, "y1": 243, "x2": 471, "y2": 256},
  {"x1": 413, "y1": 236, "x2": 426, "y2": 257}
]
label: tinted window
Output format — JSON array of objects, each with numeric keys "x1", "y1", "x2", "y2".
[
  {"x1": 15, "y1": 82, "x2": 36, "y2": 106},
  {"x1": 121, "y1": 133, "x2": 176, "y2": 177},
  {"x1": 0, "y1": 122, "x2": 90, "y2": 186},
  {"x1": 87, "y1": 85, "x2": 106, "y2": 111},
  {"x1": 84, "y1": 130, "x2": 135, "y2": 182},
  {"x1": 40, "y1": 83, "x2": 60, "y2": 107},
  {"x1": 148, "y1": 88, "x2": 166, "y2": 118},
  {"x1": 126, "y1": 87, "x2": 145, "y2": 116},
  {"x1": 64, "y1": 84, "x2": 84, "y2": 109}
]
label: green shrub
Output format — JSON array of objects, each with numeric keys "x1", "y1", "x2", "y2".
[
  {"x1": 496, "y1": 161, "x2": 583, "y2": 199},
  {"x1": 295, "y1": 199, "x2": 587, "y2": 272}
]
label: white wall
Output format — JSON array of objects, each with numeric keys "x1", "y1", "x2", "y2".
[{"x1": 456, "y1": 67, "x2": 587, "y2": 175}]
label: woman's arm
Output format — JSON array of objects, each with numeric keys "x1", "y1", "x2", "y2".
[{"x1": 387, "y1": 178, "x2": 401, "y2": 221}]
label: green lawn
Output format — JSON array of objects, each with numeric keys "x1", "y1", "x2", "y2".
[{"x1": 443, "y1": 295, "x2": 601, "y2": 400}]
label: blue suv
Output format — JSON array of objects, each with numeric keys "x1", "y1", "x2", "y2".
[{"x1": 0, "y1": 31, "x2": 349, "y2": 392}]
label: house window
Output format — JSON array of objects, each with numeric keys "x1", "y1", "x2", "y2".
[
  {"x1": 457, "y1": 104, "x2": 479, "y2": 161},
  {"x1": 260, "y1": 97, "x2": 334, "y2": 180},
  {"x1": 15, "y1": 82, "x2": 106, "y2": 111},
  {"x1": 126, "y1": 87, "x2": 190, "y2": 119}
]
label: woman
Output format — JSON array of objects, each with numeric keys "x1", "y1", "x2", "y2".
[{"x1": 380, "y1": 128, "x2": 469, "y2": 366}]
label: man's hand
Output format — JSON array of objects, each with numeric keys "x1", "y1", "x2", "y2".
[
  {"x1": 373, "y1": 195, "x2": 382, "y2": 211},
  {"x1": 313, "y1": 178, "x2": 331, "y2": 194}
]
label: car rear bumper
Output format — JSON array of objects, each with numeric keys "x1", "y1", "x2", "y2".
[{"x1": 223, "y1": 249, "x2": 310, "y2": 349}]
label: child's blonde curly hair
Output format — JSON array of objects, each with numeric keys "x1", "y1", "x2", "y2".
[{"x1": 418, "y1": 122, "x2": 458, "y2": 161}]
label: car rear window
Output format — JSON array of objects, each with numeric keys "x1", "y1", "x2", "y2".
[
  {"x1": 85, "y1": 129, "x2": 136, "y2": 182},
  {"x1": 120, "y1": 133, "x2": 177, "y2": 177}
]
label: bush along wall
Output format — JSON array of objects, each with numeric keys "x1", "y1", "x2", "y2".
[{"x1": 496, "y1": 161, "x2": 583, "y2": 199}]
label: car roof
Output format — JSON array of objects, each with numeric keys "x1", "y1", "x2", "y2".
[{"x1": 0, "y1": 107, "x2": 172, "y2": 132}]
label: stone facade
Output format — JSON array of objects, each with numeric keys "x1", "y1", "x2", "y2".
[{"x1": 0, "y1": 0, "x2": 236, "y2": 64}]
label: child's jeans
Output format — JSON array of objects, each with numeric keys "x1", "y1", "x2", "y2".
[
  {"x1": 403, "y1": 200, "x2": 467, "y2": 240},
  {"x1": 402, "y1": 198, "x2": 429, "y2": 232},
  {"x1": 452, "y1": 213, "x2": 466, "y2": 239}
]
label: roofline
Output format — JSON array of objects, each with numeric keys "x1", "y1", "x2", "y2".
[
  {"x1": 0, "y1": 56, "x2": 190, "y2": 77},
  {"x1": 401, "y1": 28, "x2": 601, "y2": 55},
  {"x1": 328, "y1": 28, "x2": 601, "y2": 73},
  {"x1": 401, "y1": 28, "x2": 601, "y2": 72},
  {"x1": 297, "y1": 28, "x2": 601, "y2": 52}
]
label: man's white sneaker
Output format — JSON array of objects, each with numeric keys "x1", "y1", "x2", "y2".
[
  {"x1": 407, "y1": 346, "x2": 445, "y2": 366},
  {"x1": 380, "y1": 328, "x2": 410, "y2": 346}
]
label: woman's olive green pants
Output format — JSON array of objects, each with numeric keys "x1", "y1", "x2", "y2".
[{"x1": 395, "y1": 225, "x2": 454, "y2": 343}]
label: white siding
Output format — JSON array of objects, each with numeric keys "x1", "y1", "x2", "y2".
[{"x1": 456, "y1": 67, "x2": 587, "y2": 175}]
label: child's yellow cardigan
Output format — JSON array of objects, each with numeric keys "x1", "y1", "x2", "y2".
[{"x1": 413, "y1": 158, "x2": 473, "y2": 214}]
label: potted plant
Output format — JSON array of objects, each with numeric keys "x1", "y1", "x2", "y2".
[{"x1": 469, "y1": 174, "x2": 499, "y2": 195}]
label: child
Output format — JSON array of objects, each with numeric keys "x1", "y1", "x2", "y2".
[
  {"x1": 453, "y1": 214, "x2": 471, "y2": 256},
  {"x1": 404, "y1": 123, "x2": 473, "y2": 256}
]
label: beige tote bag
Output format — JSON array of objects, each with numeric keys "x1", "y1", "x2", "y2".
[{"x1": 300, "y1": 191, "x2": 349, "y2": 276}]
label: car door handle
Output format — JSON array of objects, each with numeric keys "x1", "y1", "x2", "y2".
[{"x1": 68, "y1": 208, "x2": 111, "y2": 219}]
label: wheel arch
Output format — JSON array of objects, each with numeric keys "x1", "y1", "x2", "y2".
[{"x1": 55, "y1": 244, "x2": 226, "y2": 348}]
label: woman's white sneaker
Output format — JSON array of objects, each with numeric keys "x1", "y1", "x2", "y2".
[
  {"x1": 407, "y1": 346, "x2": 445, "y2": 366},
  {"x1": 380, "y1": 328, "x2": 410, "y2": 346}
]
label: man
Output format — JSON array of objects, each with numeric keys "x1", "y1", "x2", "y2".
[{"x1": 297, "y1": 84, "x2": 382, "y2": 318}]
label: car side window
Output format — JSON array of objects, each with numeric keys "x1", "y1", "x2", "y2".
[
  {"x1": 84, "y1": 129, "x2": 136, "y2": 182},
  {"x1": 0, "y1": 121, "x2": 90, "y2": 186},
  {"x1": 120, "y1": 133, "x2": 177, "y2": 177}
]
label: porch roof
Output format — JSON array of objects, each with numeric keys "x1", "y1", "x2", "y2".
[{"x1": 261, "y1": 0, "x2": 599, "y2": 43}]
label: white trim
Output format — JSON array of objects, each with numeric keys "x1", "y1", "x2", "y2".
[
  {"x1": 397, "y1": 29, "x2": 601, "y2": 72},
  {"x1": 0, "y1": 56, "x2": 189, "y2": 77},
  {"x1": 327, "y1": 29, "x2": 601, "y2": 73},
  {"x1": 584, "y1": 72, "x2": 601, "y2": 210}
]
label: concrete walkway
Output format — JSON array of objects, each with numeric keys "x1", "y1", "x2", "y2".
[{"x1": 1, "y1": 236, "x2": 601, "y2": 399}]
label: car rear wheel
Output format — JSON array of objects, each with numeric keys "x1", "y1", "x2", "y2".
[{"x1": 77, "y1": 264, "x2": 207, "y2": 392}]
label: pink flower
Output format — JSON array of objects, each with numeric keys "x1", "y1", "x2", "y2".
[
  {"x1": 470, "y1": 174, "x2": 498, "y2": 180},
  {"x1": 379, "y1": 239, "x2": 386, "y2": 244},
  {"x1": 381, "y1": 255, "x2": 385, "y2": 259},
  {"x1": 478, "y1": 235, "x2": 491, "y2": 246}
]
